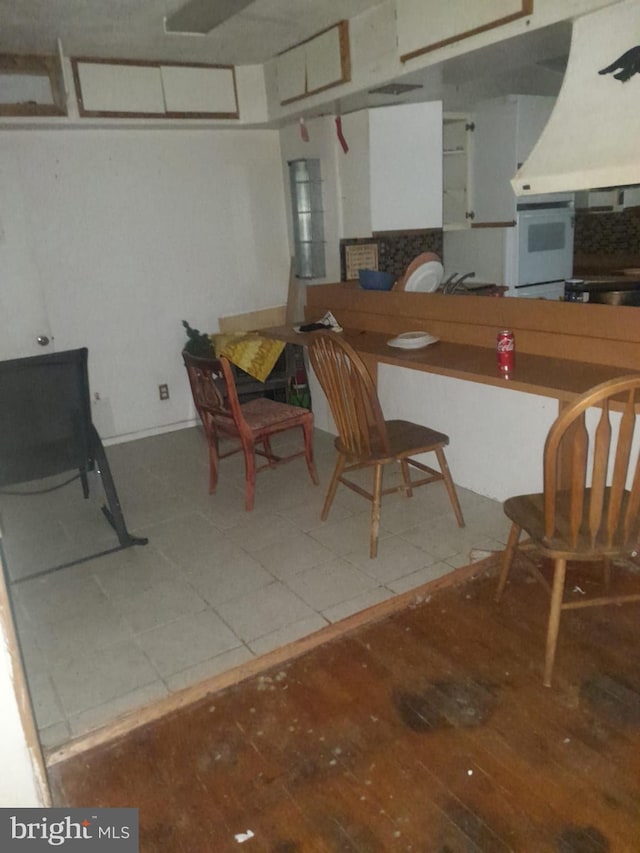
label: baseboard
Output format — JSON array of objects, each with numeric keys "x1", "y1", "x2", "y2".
[{"x1": 101, "y1": 419, "x2": 199, "y2": 447}]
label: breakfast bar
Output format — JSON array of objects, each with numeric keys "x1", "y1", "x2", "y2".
[{"x1": 263, "y1": 282, "x2": 640, "y2": 502}]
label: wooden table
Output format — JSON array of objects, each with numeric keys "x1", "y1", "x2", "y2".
[{"x1": 261, "y1": 325, "x2": 631, "y2": 405}]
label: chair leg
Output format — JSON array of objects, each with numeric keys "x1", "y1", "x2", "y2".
[
  {"x1": 544, "y1": 557, "x2": 567, "y2": 688},
  {"x1": 435, "y1": 447, "x2": 465, "y2": 527},
  {"x1": 262, "y1": 436, "x2": 276, "y2": 466},
  {"x1": 400, "y1": 460, "x2": 413, "y2": 498},
  {"x1": 370, "y1": 463, "x2": 384, "y2": 558},
  {"x1": 206, "y1": 431, "x2": 220, "y2": 495},
  {"x1": 242, "y1": 440, "x2": 257, "y2": 511},
  {"x1": 495, "y1": 522, "x2": 521, "y2": 602},
  {"x1": 302, "y1": 419, "x2": 319, "y2": 485},
  {"x1": 322, "y1": 454, "x2": 345, "y2": 521}
]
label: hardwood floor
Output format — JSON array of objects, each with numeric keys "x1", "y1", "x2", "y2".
[{"x1": 49, "y1": 557, "x2": 640, "y2": 852}]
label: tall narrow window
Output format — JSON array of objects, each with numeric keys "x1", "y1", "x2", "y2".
[{"x1": 288, "y1": 158, "x2": 326, "y2": 279}]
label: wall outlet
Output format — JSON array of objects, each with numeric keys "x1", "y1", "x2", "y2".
[{"x1": 159, "y1": 383, "x2": 169, "y2": 400}]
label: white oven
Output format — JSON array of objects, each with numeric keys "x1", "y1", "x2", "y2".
[{"x1": 505, "y1": 202, "x2": 575, "y2": 299}]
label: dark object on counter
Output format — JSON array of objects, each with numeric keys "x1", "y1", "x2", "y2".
[
  {"x1": 599, "y1": 46, "x2": 640, "y2": 82},
  {"x1": 564, "y1": 279, "x2": 640, "y2": 306},
  {"x1": 298, "y1": 322, "x2": 331, "y2": 332}
]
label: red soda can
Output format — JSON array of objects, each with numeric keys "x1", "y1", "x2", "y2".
[{"x1": 497, "y1": 330, "x2": 515, "y2": 374}]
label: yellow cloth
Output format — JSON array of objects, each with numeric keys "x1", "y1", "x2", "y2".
[
  {"x1": 209, "y1": 332, "x2": 245, "y2": 357},
  {"x1": 217, "y1": 333, "x2": 285, "y2": 383}
]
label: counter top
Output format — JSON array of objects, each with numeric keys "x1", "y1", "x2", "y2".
[{"x1": 261, "y1": 325, "x2": 631, "y2": 403}]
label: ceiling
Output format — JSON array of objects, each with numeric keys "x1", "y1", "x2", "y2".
[
  {"x1": 0, "y1": 0, "x2": 387, "y2": 65},
  {"x1": 0, "y1": 0, "x2": 572, "y2": 115}
]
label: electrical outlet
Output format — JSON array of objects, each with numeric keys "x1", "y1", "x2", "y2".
[{"x1": 159, "y1": 384, "x2": 169, "y2": 400}]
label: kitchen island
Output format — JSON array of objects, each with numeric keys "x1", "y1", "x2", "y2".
[{"x1": 265, "y1": 282, "x2": 640, "y2": 502}]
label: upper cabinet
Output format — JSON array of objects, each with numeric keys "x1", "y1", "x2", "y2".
[
  {"x1": 339, "y1": 102, "x2": 443, "y2": 237},
  {"x1": 72, "y1": 59, "x2": 239, "y2": 119},
  {"x1": 472, "y1": 95, "x2": 556, "y2": 224},
  {"x1": 0, "y1": 54, "x2": 66, "y2": 117},
  {"x1": 396, "y1": 0, "x2": 533, "y2": 63},
  {"x1": 275, "y1": 21, "x2": 350, "y2": 106},
  {"x1": 575, "y1": 185, "x2": 640, "y2": 212}
]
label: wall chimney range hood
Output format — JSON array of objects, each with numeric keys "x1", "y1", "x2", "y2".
[{"x1": 512, "y1": 0, "x2": 640, "y2": 196}]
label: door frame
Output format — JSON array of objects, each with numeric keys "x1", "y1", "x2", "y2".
[{"x1": 0, "y1": 534, "x2": 51, "y2": 806}]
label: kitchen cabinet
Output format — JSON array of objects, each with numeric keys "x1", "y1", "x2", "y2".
[
  {"x1": 72, "y1": 59, "x2": 239, "y2": 118},
  {"x1": 472, "y1": 95, "x2": 556, "y2": 224},
  {"x1": 396, "y1": 0, "x2": 532, "y2": 63},
  {"x1": 443, "y1": 113, "x2": 475, "y2": 230},
  {"x1": 339, "y1": 101, "x2": 443, "y2": 237},
  {"x1": 275, "y1": 21, "x2": 350, "y2": 106},
  {"x1": 575, "y1": 185, "x2": 640, "y2": 211},
  {"x1": 0, "y1": 54, "x2": 66, "y2": 117}
]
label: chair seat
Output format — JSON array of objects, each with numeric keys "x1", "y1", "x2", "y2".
[
  {"x1": 336, "y1": 419, "x2": 449, "y2": 463},
  {"x1": 240, "y1": 397, "x2": 311, "y2": 432},
  {"x1": 504, "y1": 490, "x2": 638, "y2": 559},
  {"x1": 386, "y1": 419, "x2": 449, "y2": 457}
]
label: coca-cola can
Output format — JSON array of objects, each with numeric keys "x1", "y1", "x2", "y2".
[{"x1": 497, "y1": 330, "x2": 515, "y2": 374}]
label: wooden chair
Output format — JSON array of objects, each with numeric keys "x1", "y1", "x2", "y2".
[
  {"x1": 307, "y1": 333, "x2": 464, "y2": 558},
  {"x1": 182, "y1": 351, "x2": 318, "y2": 511},
  {"x1": 496, "y1": 374, "x2": 640, "y2": 687}
]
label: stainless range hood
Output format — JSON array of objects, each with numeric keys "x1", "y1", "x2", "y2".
[{"x1": 512, "y1": 0, "x2": 640, "y2": 196}]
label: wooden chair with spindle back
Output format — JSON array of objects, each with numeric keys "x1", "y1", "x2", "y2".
[
  {"x1": 496, "y1": 374, "x2": 640, "y2": 686},
  {"x1": 182, "y1": 350, "x2": 318, "y2": 511},
  {"x1": 307, "y1": 332, "x2": 465, "y2": 558}
]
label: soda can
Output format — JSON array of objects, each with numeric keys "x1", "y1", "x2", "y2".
[{"x1": 497, "y1": 330, "x2": 515, "y2": 374}]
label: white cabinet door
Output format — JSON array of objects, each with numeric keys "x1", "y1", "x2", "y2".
[
  {"x1": 472, "y1": 97, "x2": 517, "y2": 224},
  {"x1": 473, "y1": 95, "x2": 556, "y2": 224},
  {"x1": 75, "y1": 62, "x2": 165, "y2": 115},
  {"x1": 397, "y1": 0, "x2": 532, "y2": 62},
  {"x1": 369, "y1": 101, "x2": 443, "y2": 232},
  {"x1": 161, "y1": 66, "x2": 238, "y2": 116}
]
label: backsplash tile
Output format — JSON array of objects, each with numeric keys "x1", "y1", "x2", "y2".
[
  {"x1": 574, "y1": 209, "x2": 640, "y2": 256},
  {"x1": 340, "y1": 231, "x2": 443, "y2": 281}
]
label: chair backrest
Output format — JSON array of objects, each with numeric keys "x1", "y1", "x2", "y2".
[
  {"x1": 544, "y1": 374, "x2": 640, "y2": 551},
  {"x1": 308, "y1": 333, "x2": 389, "y2": 458},
  {"x1": 181, "y1": 351, "x2": 246, "y2": 436}
]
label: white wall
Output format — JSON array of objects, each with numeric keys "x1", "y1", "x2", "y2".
[
  {"x1": 309, "y1": 359, "x2": 558, "y2": 502},
  {"x1": 0, "y1": 635, "x2": 47, "y2": 805},
  {"x1": 0, "y1": 128, "x2": 290, "y2": 442},
  {"x1": 0, "y1": 558, "x2": 48, "y2": 806},
  {"x1": 378, "y1": 365, "x2": 558, "y2": 501}
]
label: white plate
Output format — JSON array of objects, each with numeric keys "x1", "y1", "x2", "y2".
[
  {"x1": 387, "y1": 331, "x2": 439, "y2": 349},
  {"x1": 403, "y1": 260, "x2": 444, "y2": 293}
]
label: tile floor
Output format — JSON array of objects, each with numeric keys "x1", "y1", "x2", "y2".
[{"x1": 0, "y1": 425, "x2": 511, "y2": 751}]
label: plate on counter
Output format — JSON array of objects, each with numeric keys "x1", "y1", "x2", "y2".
[{"x1": 387, "y1": 331, "x2": 439, "y2": 349}]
